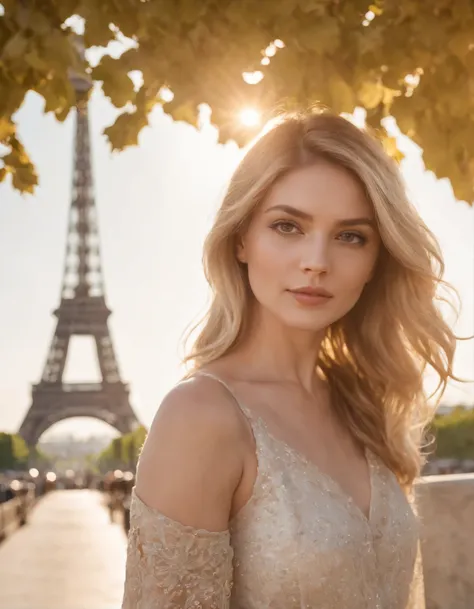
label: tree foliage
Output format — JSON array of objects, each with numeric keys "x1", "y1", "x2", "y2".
[
  {"x1": 97, "y1": 425, "x2": 147, "y2": 472},
  {"x1": 1, "y1": 0, "x2": 474, "y2": 202},
  {"x1": 0, "y1": 432, "x2": 29, "y2": 470},
  {"x1": 431, "y1": 407, "x2": 474, "y2": 460}
]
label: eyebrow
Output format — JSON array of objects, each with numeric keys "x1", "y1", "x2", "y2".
[{"x1": 264, "y1": 204, "x2": 376, "y2": 228}]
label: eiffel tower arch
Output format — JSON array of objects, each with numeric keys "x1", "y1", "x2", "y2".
[{"x1": 19, "y1": 58, "x2": 140, "y2": 447}]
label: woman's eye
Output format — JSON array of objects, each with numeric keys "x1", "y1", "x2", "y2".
[
  {"x1": 272, "y1": 221, "x2": 300, "y2": 235},
  {"x1": 337, "y1": 231, "x2": 366, "y2": 245}
]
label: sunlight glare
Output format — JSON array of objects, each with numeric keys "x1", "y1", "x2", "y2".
[
  {"x1": 265, "y1": 43, "x2": 277, "y2": 57},
  {"x1": 159, "y1": 86, "x2": 174, "y2": 103},
  {"x1": 405, "y1": 73, "x2": 421, "y2": 87},
  {"x1": 243, "y1": 71, "x2": 264, "y2": 85},
  {"x1": 341, "y1": 108, "x2": 367, "y2": 128},
  {"x1": 63, "y1": 14, "x2": 85, "y2": 34},
  {"x1": 240, "y1": 108, "x2": 261, "y2": 127}
]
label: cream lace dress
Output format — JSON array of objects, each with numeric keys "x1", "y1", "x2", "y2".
[{"x1": 121, "y1": 373, "x2": 424, "y2": 608}]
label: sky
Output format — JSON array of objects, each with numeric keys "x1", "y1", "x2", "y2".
[{"x1": 0, "y1": 89, "x2": 473, "y2": 441}]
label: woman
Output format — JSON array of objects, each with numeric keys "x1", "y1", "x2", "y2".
[{"x1": 121, "y1": 111, "x2": 457, "y2": 608}]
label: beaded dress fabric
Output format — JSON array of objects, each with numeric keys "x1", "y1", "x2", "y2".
[{"x1": 121, "y1": 373, "x2": 424, "y2": 609}]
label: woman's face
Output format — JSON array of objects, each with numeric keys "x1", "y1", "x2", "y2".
[{"x1": 237, "y1": 161, "x2": 381, "y2": 332}]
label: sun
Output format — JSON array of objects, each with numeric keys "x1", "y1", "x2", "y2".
[{"x1": 239, "y1": 108, "x2": 261, "y2": 128}]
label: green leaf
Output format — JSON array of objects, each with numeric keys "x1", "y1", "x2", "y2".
[
  {"x1": 28, "y1": 11, "x2": 52, "y2": 36},
  {"x1": 298, "y1": 17, "x2": 341, "y2": 54},
  {"x1": 82, "y1": 6, "x2": 116, "y2": 48},
  {"x1": 11, "y1": 167, "x2": 38, "y2": 193},
  {"x1": 0, "y1": 0, "x2": 473, "y2": 202},
  {"x1": 92, "y1": 55, "x2": 137, "y2": 108},
  {"x1": 166, "y1": 101, "x2": 199, "y2": 127},
  {"x1": 368, "y1": 3, "x2": 383, "y2": 17},
  {"x1": 36, "y1": 77, "x2": 76, "y2": 117},
  {"x1": 328, "y1": 73, "x2": 356, "y2": 114},
  {"x1": 0, "y1": 118, "x2": 15, "y2": 140},
  {"x1": 25, "y1": 50, "x2": 50, "y2": 72},
  {"x1": 2, "y1": 33, "x2": 28, "y2": 59},
  {"x1": 298, "y1": 0, "x2": 328, "y2": 15},
  {"x1": 55, "y1": 106, "x2": 73, "y2": 122},
  {"x1": 382, "y1": 135, "x2": 404, "y2": 164},
  {"x1": 356, "y1": 80, "x2": 385, "y2": 109},
  {"x1": 40, "y1": 31, "x2": 76, "y2": 72},
  {"x1": 103, "y1": 109, "x2": 149, "y2": 150},
  {"x1": 102, "y1": 72, "x2": 136, "y2": 108},
  {"x1": 179, "y1": 0, "x2": 208, "y2": 24},
  {"x1": 448, "y1": 30, "x2": 474, "y2": 62}
]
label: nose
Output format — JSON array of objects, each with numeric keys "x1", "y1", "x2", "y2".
[{"x1": 299, "y1": 236, "x2": 330, "y2": 274}]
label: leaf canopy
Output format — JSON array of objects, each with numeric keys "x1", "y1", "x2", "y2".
[{"x1": 0, "y1": 0, "x2": 473, "y2": 202}]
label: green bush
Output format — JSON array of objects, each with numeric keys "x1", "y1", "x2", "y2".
[
  {"x1": 97, "y1": 426, "x2": 148, "y2": 473},
  {"x1": 0, "y1": 432, "x2": 30, "y2": 470},
  {"x1": 430, "y1": 407, "x2": 474, "y2": 460}
]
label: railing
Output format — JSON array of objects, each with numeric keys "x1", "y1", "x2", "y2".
[
  {"x1": 107, "y1": 472, "x2": 474, "y2": 608},
  {"x1": 33, "y1": 382, "x2": 130, "y2": 392},
  {"x1": 62, "y1": 383, "x2": 104, "y2": 392},
  {"x1": 416, "y1": 473, "x2": 474, "y2": 609},
  {"x1": 0, "y1": 485, "x2": 36, "y2": 540}
]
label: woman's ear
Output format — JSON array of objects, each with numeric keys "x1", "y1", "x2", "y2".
[{"x1": 236, "y1": 236, "x2": 247, "y2": 264}]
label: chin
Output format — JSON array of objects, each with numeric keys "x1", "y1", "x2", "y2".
[{"x1": 280, "y1": 310, "x2": 335, "y2": 333}]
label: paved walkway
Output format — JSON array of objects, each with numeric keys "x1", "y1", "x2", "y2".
[{"x1": 0, "y1": 489, "x2": 127, "y2": 609}]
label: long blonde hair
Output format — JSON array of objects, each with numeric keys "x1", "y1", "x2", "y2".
[{"x1": 183, "y1": 110, "x2": 459, "y2": 490}]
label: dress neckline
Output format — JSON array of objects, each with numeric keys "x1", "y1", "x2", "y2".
[
  {"x1": 249, "y1": 415, "x2": 375, "y2": 526},
  {"x1": 195, "y1": 370, "x2": 375, "y2": 527}
]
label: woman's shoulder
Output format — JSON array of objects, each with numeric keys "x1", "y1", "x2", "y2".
[
  {"x1": 134, "y1": 373, "x2": 249, "y2": 531},
  {"x1": 137, "y1": 375, "x2": 250, "y2": 485},
  {"x1": 153, "y1": 372, "x2": 248, "y2": 438}
]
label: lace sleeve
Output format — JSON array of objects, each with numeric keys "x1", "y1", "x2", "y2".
[
  {"x1": 406, "y1": 485, "x2": 426, "y2": 609},
  {"x1": 406, "y1": 539, "x2": 425, "y2": 609},
  {"x1": 121, "y1": 489, "x2": 234, "y2": 609}
]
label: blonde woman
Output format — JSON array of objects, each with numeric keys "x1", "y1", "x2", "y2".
[{"x1": 121, "y1": 111, "x2": 457, "y2": 608}]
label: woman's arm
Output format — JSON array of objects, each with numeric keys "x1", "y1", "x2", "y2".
[{"x1": 121, "y1": 377, "x2": 245, "y2": 609}]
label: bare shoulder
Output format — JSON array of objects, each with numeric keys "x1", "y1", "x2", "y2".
[
  {"x1": 135, "y1": 375, "x2": 248, "y2": 531},
  {"x1": 155, "y1": 376, "x2": 244, "y2": 430},
  {"x1": 146, "y1": 374, "x2": 249, "y2": 449}
]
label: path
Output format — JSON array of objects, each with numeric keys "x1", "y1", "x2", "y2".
[{"x1": 0, "y1": 489, "x2": 127, "y2": 609}]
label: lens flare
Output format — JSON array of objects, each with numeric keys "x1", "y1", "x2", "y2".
[{"x1": 239, "y1": 108, "x2": 261, "y2": 127}]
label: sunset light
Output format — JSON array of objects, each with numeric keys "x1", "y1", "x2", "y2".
[{"x1": 239, "y1": 108, "x2": 261, "y2": 127}]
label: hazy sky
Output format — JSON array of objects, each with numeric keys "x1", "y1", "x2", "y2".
[{"x1": 1, "y1": 89, "x2": 473, "y2": 440}]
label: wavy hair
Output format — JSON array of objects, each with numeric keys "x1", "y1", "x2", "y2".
[{"x1": 183, "y1": 110, "x2": 460, "y2": 491}]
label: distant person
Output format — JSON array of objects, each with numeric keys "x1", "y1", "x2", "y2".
[{"x1": 121, "y1": 110, "x2": 458, "y2": 608}]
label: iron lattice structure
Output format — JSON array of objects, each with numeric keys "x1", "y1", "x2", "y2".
[{"x1": 19, "y1": 71, "x2": 140, "y2": 446}]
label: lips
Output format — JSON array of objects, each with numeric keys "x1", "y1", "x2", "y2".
[
  {"x1": 287, "y1": 286, "x2": 334, "y2": 306},
  {"x1": 289, "y1": 287, "x2": 333, "y2": 298}
]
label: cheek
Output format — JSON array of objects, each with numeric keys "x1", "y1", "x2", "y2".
[
  {"x1": 336, "y1": 250, "x2": 378, "y2": 294},
  {"x1": 246, "y1": 231, "x2": 289, "y2": 273},
  {"x1": 244, "y1": 233, "x2": 290, "y2": 301}
]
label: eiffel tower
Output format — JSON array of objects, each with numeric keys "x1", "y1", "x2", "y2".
[{"x1": 19, "y1": 63, "x2": 140, "y2": 447}]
